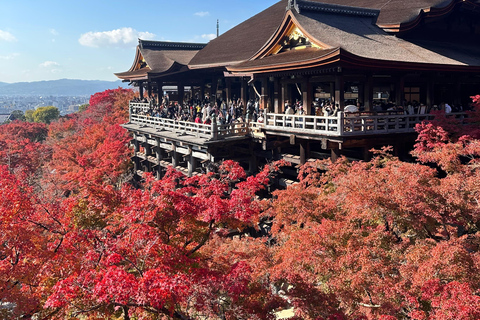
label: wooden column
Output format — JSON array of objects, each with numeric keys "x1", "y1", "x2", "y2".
[
  {"x1": 281, "y1": 80, "x2": 287, "y2": 113},
  {"x1": 144, "y1": 135, "x2": 151, "y2": 173},
  {"x1": 210, "y1": 77, "x2": 217, "y2": 102},
  {"x1": 240, "y1": 78, "x2": 248, "y2": 106},
  {"x1": 200, "y1": 81, "x2": 205, "y2": 101},
  {"x1": 139, "y1": 81, "x2": 144, "y2": 99},
  {"x1": 225, "y1": 78, "x2": 232, "y2": 105},
  {"x1": 155, "y1": 138, "x2": 162, "y2": 180},
  {"x1": 300, "y1": 141, "x2": 307, "y2": 165},
  {"x1": 331, "y1": 147, "x2": 341, "y2": 162},
  {"x1": 261, "y1": 77, "x2": 268, "y2": 111},
  {"x1": 302, "y1": 77, "x2": 312, "y2": 115},
  {"x1": 364, "y1": 75, "x2": 373, "y2": 111},
  {"x1": 426, "y1": 75, "x2": 434, "y2": 108},
  {"x1": 171, "y1": 142, "x2": 178, "y2": 167},
  {"x1": 273, "y1": 77, "x2": 280, "y2": 113},
  {"x1": 133, "y1": 133, "x2": 140, "y2": 173},
  {"x1": 395, "y1": 75, "x2": 405, "y2": 107},
  {"x1": 334, "y1": 74, "x2": 345, "y2": 109},
  {"x1": 187, "y1": 146, "x2": 196, "y2": 177},
  {"x1": 178, "y1": 83, "x2": 185, "y2": 104},
  {"x1": 147, "y1": 82, "x2": 152, "y2": 98}
]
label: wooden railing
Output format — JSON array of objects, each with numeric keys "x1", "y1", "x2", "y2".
[
  {"x1": 262, "y1": 111, "x2": 467, "y2": 136},
  {"x1": 128, "y1": 102, "x2": 467, "y2": 140}
]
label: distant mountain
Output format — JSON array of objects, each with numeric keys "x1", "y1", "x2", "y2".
[{"x1": 0, "y1": 79, "x2": 130, "y2": 96}]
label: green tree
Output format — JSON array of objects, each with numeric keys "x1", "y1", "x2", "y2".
[
  {"x1": 25, "y1": 109, "x2": 35, "y2": 122},
  {"x1": 32, "y1": 106, "x2": 60, "y2": 124},
  {"x1": 9, "y1": 110, "x2": 25, "y2": 121},
  {"x1": 78, "y1": 104, "x2": 89, "y2": 112}
]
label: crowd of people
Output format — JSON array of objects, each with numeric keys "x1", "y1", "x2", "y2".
[
  {"x1": 130, "y1": 94, "x2": 469, "y2": 130},
  {"x1": 130, "y1": 94, "x2": 265, "y2": 126}
]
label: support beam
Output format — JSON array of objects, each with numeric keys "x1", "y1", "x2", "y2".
[
  {"x1": 364, "y1": 75, "x2": 373, "y2": 111},
  {"x1": 273, "y1": 77, "x2": 280, "y2": 113},
  {"x1": 261, "y1": 77, "x2": 268, "y2": 112},
  {"x1": 178, "y1": 83, "x2": 185, "y2": 105},
  {"x1": 331, "y1": 147, "x2": 341, "y2": 162},
  {"x1": 426, "y1": 75, "x2": 434, "y2": 108},
  {"x1": 139, "y1": 81, "x2": 144, "y2": 99},
  {"x1": 155, "y1": 138, "x2": 163, "y2": 180},
  {"x1": 171, "y1": 142, "x2": 178, "y2": 167},
  {"x1": 395, "y1": 75, "x2": 405, "y2": 107},
  {"x1": 187, "y1": 146, "x2": 196, "y2": 177},
  {"x1": 281, "y1": 80, "x2": 287, "y2": 113},
  {"x1": 240, "y1": 79, "x2": 248, "y2": 106},
  {"x1": 302, "y1": 77, "x2": 312, "y2": 115},
  {"x1": 334, "y1": 74, "x2": 345, "y2": 109},
  {"x1": 300, "y1": 141, "x2": 307, "y2": 165},
  {"x1": 225, "y1": 78, "x2": 232, "y2": 105}
]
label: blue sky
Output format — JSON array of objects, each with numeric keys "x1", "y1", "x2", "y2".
[{"x1": 0, "y1": 0, "x2": 278, "y2": 83}]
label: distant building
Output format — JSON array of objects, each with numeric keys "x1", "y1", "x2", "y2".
[{"x1": 0, "y1": 114, "x2": 11, "y2": 124}]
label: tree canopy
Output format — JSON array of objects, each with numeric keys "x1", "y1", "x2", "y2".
[{"x1": 0, "y1": 90, "x2": 479, "y2": 320}]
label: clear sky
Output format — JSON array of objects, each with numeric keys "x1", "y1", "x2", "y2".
[{"x1": 0, "y1": 0, "x2": 279, "y2": 83}]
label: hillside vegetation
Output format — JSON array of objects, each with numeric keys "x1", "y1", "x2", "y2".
[{"x1": 0, "y1": 89, "x2": 479, "y2": 320}]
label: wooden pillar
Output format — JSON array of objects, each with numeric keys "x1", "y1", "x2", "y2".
[
  {"x1": 155, "y1": 138, "x2": 162, "y2": 180},
  {"x1": 144, "y1": 135, "x2": 151, "y2": 173},
  {"x1": 364, "y1": 75, "x2": 373, "y2": 111},
  {"x1": 261, "y1": 77, "x2": 268, "y2": 111},
  {"x1": 178, "y1": 83, "x2": 185, "y2": 104},
  {"x1": 187, "y1": 146, "x2": 196, "y2": 177},
  {"x1": 171, "y1": 142, "x2": 178, "y2": 167},
  {"x1": 281, "y1": 80, "x2": 287, "y2": 113},
  {"x1": 147, "y1": 82, "x2": 152, "y2": 98},
  {"x1": 139, "y1": 81, "x2": 144, "y2": 99},
  {"x1": 302, "y1": 77, "x2": 312, "y2": 115},
  {"x1": 334, "y1": 74, "x2": 345, "y2": 109},
  {"x1": 273, "y1": 77, "x2": 280, "y2": 113},
  {"x1": 426, "y1": 75, "x2": 434, "y2": 108},
  {"x1": 200, "y1": 81, "x2": 205, "y2": 101},
  {"x1": 331, "y1": 147, "x2": 341, "y2": 162},
  {"x1": 133, "y1": 133, "x2": 140, "y2": 172},
  {"x1": 395, "y1": 75, "x2": 405, "y2": 107},
  {"x1": 225, "y1": 78, "x2": 232, "y2": 105},
  {"x1": 300, "y1": 141, "x2": 307, "y2": 165},
  {"x1": 240, "y1": 78, "x2": 248, "y2": 106},
  {"x1": 210, "y1": 77, "x2": 217, "y2": 102}
]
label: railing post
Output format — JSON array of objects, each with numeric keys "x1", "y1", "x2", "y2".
[
  {"x1": 338, "y1": 111, "x2": 344, "y2": 135},
  {"x1": 211, "y1": 121, "x2": 218, "y2": 140},
  {"x1": 128, "y1": 102, "x2": 132, "y2": 123}
]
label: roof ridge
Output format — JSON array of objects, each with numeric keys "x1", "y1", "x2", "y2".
[
  {"x1": 139, "y1": 40, "x2": 207, "y2": 51},
  {"x1": 287, "y1": 0, "x2": 380, "y2": 18}
]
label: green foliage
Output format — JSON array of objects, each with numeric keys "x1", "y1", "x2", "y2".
[
  {"x1": 25, "y1": 109, "x2": 35, "y2": 122},
  {"x1": 9, "y1": 110, "x2": 25, "y2": 121},
  {"x1": 32, "y1": 106, "x2": 60, "y2": 124},
  {"x1": 78, "y1": 104, "x2": 88, "y2": 112}
]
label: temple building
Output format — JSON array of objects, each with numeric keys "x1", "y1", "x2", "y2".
[{"x1": 116, "y1": 0, "x2": 480, "y2": 181}]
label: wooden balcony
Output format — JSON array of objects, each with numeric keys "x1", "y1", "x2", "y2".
[{"x1": 127, "y1": 102, "x2": 467, "y2": 142}]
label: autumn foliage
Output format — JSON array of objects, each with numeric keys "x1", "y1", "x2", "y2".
[{"x1": 0, "y1": 91, "x2": 479, "y2": 319}]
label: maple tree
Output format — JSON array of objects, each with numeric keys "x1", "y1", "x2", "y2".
[{"x1": 1, "y1": 90, "x2": 479, "y2": 320}]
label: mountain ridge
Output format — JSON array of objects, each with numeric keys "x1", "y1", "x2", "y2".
[{"x1": 0, "y1": 79, "x2": 130, "y2": 96}]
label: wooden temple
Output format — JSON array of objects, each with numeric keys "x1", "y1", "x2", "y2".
[{"x1": 116, "y1": 0, "x2": 480, "y2": 181}]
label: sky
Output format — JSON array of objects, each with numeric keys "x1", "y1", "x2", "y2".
[{"x1": 0, "y1": 0, "x2": 279, "y2": 83}]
